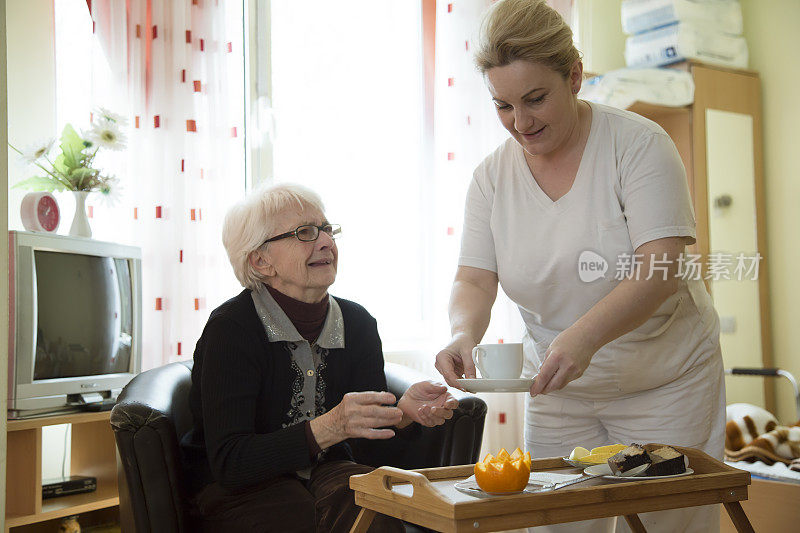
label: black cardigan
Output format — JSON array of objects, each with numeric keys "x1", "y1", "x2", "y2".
[{"x1": 180, "y1": 289, "x2": 419, "y2": 493}]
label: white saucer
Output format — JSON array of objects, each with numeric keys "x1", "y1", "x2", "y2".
[
  {"x1": 456, "y1": 378, "x2": 534, "y2": 393},
  {"x1": 583, "y1": 463, "x2": 694, "y2": 481},
  {"x1": 453, "y1": 475, "x2": 555, "y2": 498}
]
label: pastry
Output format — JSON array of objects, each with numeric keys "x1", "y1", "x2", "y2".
[
  {"x1": 608, "y1": 443, "x2": 651, "y2": 475},
  {"x1": 647, "y1": 446, "x2": 686, "y2": 476}
]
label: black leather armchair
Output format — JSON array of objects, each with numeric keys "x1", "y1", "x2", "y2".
[{"x1": 111, "y1": 360, "x2": 487, "y2": 533}]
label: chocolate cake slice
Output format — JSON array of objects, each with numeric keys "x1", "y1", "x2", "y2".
[
  {"x1": 646, "y1": 446, "x2": 686, "y2": 476},
  {"x1": 607, "y1": 444, "x2": 651, "y2": 475}
]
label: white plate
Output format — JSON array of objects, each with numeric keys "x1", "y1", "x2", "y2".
[
  {"x1": 453, "y1": 475, "x2": 556, "y2": 498},
  {"x1": 562, "y1": 457, "x2": 603, "y2": 468},
  {"x1": 453, "y1": 479, "x2": 528, "y2": 497},
  {"x1": 583, "y1": 463, "x2": 694, "y2": 481},
  {"x1": 456, "y1": 378, "x2": 534, "y2": 393}
]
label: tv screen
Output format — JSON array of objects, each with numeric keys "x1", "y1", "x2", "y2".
[
  {"x1": 33, "y1": 250, "x2": 133, "y2": 380},
  {"x1": 8, "y1": 230, "x2": 142, "y2": 418}
]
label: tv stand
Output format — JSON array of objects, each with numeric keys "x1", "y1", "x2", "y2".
[
  {"x1": 78, "y1": 400, "x2": 116, "y2": 412},
  {"x1": 7, "y1": 405, "x2": 82, "y2": 420},
  {"x1": 5, "y1": 411, "x2": 119, "y2": 531}
]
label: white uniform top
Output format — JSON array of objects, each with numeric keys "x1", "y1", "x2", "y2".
[{"x1": 459, "y1": 101, "x2": 720, "y2": 400}]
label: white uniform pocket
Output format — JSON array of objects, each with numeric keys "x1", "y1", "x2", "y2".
[
  {"x1": 625, "y1": 295, "x2": 685, "y2": 341},
  {"x1": 614, "y1": 290, "x2": 712, "y2": 393}
]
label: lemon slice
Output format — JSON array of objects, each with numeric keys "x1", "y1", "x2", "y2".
[
  {"x1": 569, "y1": 446, "x2": 590, "y2": 460},
  {"x1": 579, "y1": 453, "x2": 614, "y2": 463},
  {"x1": 590, "y1": 444, "x2": 627, "y2": 456}
]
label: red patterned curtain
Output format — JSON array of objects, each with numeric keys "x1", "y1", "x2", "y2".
[{"x1": 86, "y1": 0, "x2": 245, "y2": 370}]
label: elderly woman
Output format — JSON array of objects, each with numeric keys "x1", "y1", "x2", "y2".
[
  {"x1": 435, "y1": 1, "x2": 724, "y2": 532},
  {"x1": 181, "y1": 184, "x2": 458, "y2": 532}
]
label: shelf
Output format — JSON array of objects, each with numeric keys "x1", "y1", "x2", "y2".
[
  {"x1": 5, "y1": 411, "x2": 119, "y2": 530},
  {"x1": 7, "y1": 411, "x2": 111, "y2": 432},
  {"x1": 626, "y1": 101, "x2": 691, "y2": 119},
  {"x1": 7, "y1": 492, "x2": 119, "y2": 528}
]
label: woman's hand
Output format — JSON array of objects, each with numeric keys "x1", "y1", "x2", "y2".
[
  {"x1": 529, "y1": 327, "x2": 598, "y2": 396},
  {"x1": 435, "y1": 332, "x2": 478, "y2": 389},
  {"x1": 310, "y1": 391, "x2": 403, "y2": 449},
  {"x1": 397, "y1": 381, "x2": 460, "y2": 427}
]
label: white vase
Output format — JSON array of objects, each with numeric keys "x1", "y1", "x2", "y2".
[{"x1": 69, "y1": 191, "x2": 92, "y2": 238}]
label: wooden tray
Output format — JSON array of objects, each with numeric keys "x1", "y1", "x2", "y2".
[{"x1": 349, "y1": 446, "x2": 754, "y2": 532}]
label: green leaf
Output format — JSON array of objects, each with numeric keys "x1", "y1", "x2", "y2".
[
  {"x1": 53, "y1": 153, "x2": 68, "y2": 174},
  {"x1": 70, "y1": 167, "x2": 95, "y2": 180},
  {"x1": 11, "y1": 176, "x2": 66, "y2": 192},
  {"x1": 60, "y1": 124, "x2": 86, "y2": 170},
  {"x1": 60, "y1": 124, "x2": 85, "y2": 156}
]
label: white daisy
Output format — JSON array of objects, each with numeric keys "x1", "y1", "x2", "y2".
[
  {"x1": 94, "y1": 107, "x2": 129, "y2": 128},
  {"x1": 87, "y1": 121, "x2": 127, "y2": 151},
  {"x1": 17, "y1": 138, "x2": 55, "y2": 163},
  {"x1": 96, "y1": 176, "x2": 123, "y2": 206}
]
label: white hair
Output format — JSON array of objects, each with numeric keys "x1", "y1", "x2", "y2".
[{"x1": 222, "y1": 183, "x2": 326, "y2": 290}]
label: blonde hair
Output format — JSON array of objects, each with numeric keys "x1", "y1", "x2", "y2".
[
  {"x1": 474, "y1": 0, "x2": 581, "y2": 77},
  {"x1": 222, "y1": 183, "x2": 325, "y2": 290}
]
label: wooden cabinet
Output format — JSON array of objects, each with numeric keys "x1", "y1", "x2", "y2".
[
  {"x1": 720, "y1": 478, "x2": 800, "y2": 533},
  {"x1": 628, "y1": 61, "x2": 774, "y2": 413},
  {"x1": 5, "y1": 412, "x2": 119, "y2": 532}
]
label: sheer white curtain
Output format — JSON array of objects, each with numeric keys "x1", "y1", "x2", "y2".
[
  {"x1": 269, "y1": 1, "x2": 436, "y2": 351},
  {"x1": 432, "y1": 0, "x2": 523, "y2": 350},
  {"x1": 433, "y1": 0, "x2": 580, "y2": 453},
  {"x1": 55, "y1": 0, "x2": 245, "y2": 370}
]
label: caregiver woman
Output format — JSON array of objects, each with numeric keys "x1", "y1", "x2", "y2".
[{"x1": 435, "y1": 1, "x2": 725, "y2": 531}]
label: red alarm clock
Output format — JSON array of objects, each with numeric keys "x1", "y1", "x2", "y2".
[{"x1": 21, "y1": 192, "x2": 60, "y2": 233}]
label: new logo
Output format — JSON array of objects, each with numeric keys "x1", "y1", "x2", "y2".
[{"x1": 578, "y1": 251, "x2": 608, "y2": 282}]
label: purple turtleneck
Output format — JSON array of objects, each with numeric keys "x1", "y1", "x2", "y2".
[{"x1": 265, "y1": 284, "x2": 329, "y2": 344}]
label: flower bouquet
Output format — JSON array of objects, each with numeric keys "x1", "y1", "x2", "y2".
[
  {"x1": 10, "y1": 108, "x2": 126, "y2": 199},
  {"x1": 10, "y1": 108, "x2": 127, "y2": 237}
]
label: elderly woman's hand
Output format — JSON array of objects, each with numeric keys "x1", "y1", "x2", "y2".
[
  {"x1": 310, "y1": 391, "x2": 404, "y2": 449},
  {"x1": 397, "y1": 381, "x2": 459, "y2": 428}
]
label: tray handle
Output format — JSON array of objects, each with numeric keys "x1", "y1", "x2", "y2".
[{"x1": 355, "y1": 466, "x2": 446, "y2": 503}]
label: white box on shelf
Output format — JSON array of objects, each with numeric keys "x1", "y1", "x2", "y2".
[
  {"x1": 621, "y1": 0, "x2": 743, "y2": 36},
  {"x1": 625, "y1": 22, "x2": 748, "y2": 69}
]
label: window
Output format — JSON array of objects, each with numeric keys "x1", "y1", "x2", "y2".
[{"x1": 267, "y1": 1, "x2": 435, "y2": 350}]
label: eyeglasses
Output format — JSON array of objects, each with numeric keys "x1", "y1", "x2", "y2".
[{"x1": 262, "y1": 223, "x2": 341, "y2": 245}]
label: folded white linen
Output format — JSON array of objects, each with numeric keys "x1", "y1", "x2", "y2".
[
  {"x1": 622, "y1": 0, "x2": 744, "y2": 36},
  {"x1": 726, "y1": 459, "x2": 800, "y2": 484},
  {"x1": 579, "y1": 67, "x2": 694, "y2": 110},
  {"x1": 625, "y1": 22, "x2": 748, "y2": 69}
]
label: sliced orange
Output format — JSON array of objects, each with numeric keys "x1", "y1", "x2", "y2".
[{"x1": 474, "y1": 447, "x2": 531, "y2": 493}]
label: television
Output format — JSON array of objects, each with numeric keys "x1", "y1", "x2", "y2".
[{"x1": 8, "y1": 230, "x2": 142, "y2": 419}]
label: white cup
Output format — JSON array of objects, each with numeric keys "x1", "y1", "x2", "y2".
[{"x1": 471, "y1": 343, "x2": 523, "y2": 379}]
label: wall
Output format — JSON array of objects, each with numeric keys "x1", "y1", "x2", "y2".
[
  {"x1": 4, "y1": 0, "x2": 68, "y2": 496},
  {"x1": 5, "y1": 0, "x2": 57, "y2": 232},
  {"x1": 742, "y1": 0, "x2": 800, "y2": 424},
  {"x1": 1, "y1": 0, "x2": 9, "y2": 525},
  {"x1": 578, "y1": 0, "x2": 626, "y2": 75}
]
